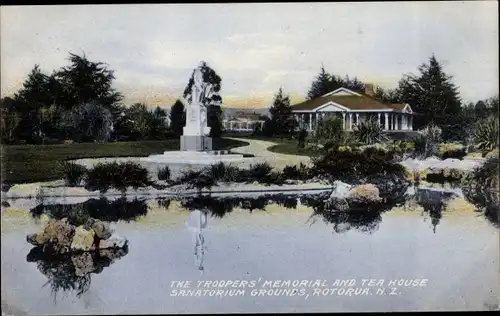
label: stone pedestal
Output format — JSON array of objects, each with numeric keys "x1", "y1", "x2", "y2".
[{"x1": 180, "y1": 135, "x2": 212, "y2": 151}]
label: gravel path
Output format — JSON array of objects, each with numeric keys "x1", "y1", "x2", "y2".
[{"x1": 225, "y1": 137, "x2": 311, "y2": 169}]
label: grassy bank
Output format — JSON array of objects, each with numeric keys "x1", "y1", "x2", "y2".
[{"x1": 1, "y1": 138, "x2": 248, "y2": 184}]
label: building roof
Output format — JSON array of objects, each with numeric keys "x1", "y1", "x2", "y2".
[{"x1": 292, "y1": 87, "x2": 411, "y2": 113}]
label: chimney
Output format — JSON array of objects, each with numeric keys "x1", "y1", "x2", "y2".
[{"x1": 365, "y1": 83, "x2": 374, "y2": 96}]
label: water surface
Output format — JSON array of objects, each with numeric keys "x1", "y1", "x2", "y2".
[{"x1": 2, "y1": 191, "x2": 499, "y2": 314}]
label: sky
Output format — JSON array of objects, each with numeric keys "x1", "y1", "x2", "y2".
[{"x1": 1, "y1": 2, "x2": 498, "y2": 109}]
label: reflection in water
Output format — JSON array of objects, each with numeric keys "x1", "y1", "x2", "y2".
[
  {"x1": 179, "y1": 194, "x2": 298, "y2": 218},
  {"x1": 185, "y1": 209, "x2": 208, "y2": 272},
  {"x1": 157, "y1": 198, "x2": 171, "y2": 210},
  {"x1": 415, "y1": 187, "x2": 453, "y2": 233},
  {"x1": 30, "y1": 197, "x2": 149, "y2": 225},
  {"x1": 26, "y1": 246, "x2": 128, "y2": 302},
  {"x1": 464, "y1": 187, "x2": 499, "y2": 227},
  {"x1": 300, "y1": 192, "x2": 387, "y2": 234}
]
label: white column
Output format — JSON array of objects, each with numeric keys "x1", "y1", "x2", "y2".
[
  {"x1": 409, "y1": 116, "x2": 413, "y2": 130},
  {"x1": 384, "y1": 113, "x2": 389, "y2": 130},
  {"x1": 356, "y1": 113, "x2": 360, "y2": 127},
  {"x1": 348, "y1": 113, "x2": 353, "y2": 130},
  {"x1": 378, "y1": 113, "x2": 381, "y2": 127},
  {"x1": 342, "y1": 112, "x2": 346, "y2": 130},
  {"x1": 309, "y1": 113, "x2": 312, "y2": 131},
  {"x1": 230, "y1": 121, "x2": 233, "y2": 130},
  {"x1": 315, "y1": 112, "x2": 318, "y2": 130}
]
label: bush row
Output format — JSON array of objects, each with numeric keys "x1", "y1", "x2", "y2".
[{"x1": 60, "y1": 161, "x2": 151, "y2": 193}]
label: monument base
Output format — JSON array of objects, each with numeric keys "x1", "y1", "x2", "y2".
[{"x1": 180, "y1": 135, "x2": 212, "y2": 151}]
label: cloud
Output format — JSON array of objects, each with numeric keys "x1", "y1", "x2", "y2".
[{"x1": 1, "y1": 2, "x2": 498, "y2": 107}]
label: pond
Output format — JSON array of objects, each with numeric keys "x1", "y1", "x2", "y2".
[{"x1": 1, "y1": 188, "x2": 499, "y2": 314}]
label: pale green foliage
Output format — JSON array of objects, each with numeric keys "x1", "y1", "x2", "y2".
[
  {"x1": 353, "y1": 118, "x2": 387, "y2": 145},
  {"x1": 473, "y1": 116, "x2": 499, "y2": 154}
]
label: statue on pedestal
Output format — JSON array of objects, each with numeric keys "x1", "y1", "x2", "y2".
[{"x1": 180, "y1": 62, "x2": 215, "y2": 151}]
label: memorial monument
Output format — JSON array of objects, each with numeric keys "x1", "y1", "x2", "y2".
[
  {"x1": 141, "y1": 62, "x2": 249, "y2": 165},
  {"x1": 180, "y1": 63, "x2": 214, "y2": 151}
]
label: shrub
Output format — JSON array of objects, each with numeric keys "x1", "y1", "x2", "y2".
[
  {"x1": 353, "y1": 118, "x2": 387, "y2": 145},
  {"x1": 248, "y1": 162, "x2": 273, "y2": 181},
  {"x1": 60, "y1": 161, "x2": 87, "y2": 186},
  {"x1": 204, "y1": 162, "x2": 243, "y2": 182},
  {"x1": 420, "y1": 124, "x2": 442, "y2": 143},
  {"x1": 465, "y1": 156, "x2": 499, "y2": 190},
  {"x1": 85, "y1": 162, "x2": 151, "y2": 193},
  {"x1": 440, "y1": 148, "x2": 467, "y2": 160},
  {"x1": 311, "y1": 148, "x2": 407, "y2": 184},
  {"x1": 297, "y1": 128, "x2": 308, "y2": 149},
  {"x1": 473, "y1": 116, "x2": 499, "y2": 155},
  {"x1": 177, "y1": 169, "x2": 204, "y2": 185},
  {"x1": 314, "y1": 115, "x2": 346, "y2": 150},
  {"x1": 282, "y1": 162, "x2": 310, "y2": 181},
  {"x1": 261, "y1": 170, "x2": 285, "y2": 185},
  {"x1": 177, "y1": 169, "x2": 216, "y2": 191},
  {"x1": 158, "y1": 166, "x2": 171, "y2": 181}
]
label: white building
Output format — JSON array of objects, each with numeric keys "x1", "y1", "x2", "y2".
[
  {"x1": 223, "y1": 111, "x2": 266, "y2": 132},
  {"x1": 291, "y1": 84, "x2": 415, "y2": 132}
]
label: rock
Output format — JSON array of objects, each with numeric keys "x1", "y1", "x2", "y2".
[
  {"x1": 71, "y1": 252, "x2": 95, "y2": 277},
  {"x1": 71, "y1": 226, "x2": 96, "y2": 252},
  {"x1": 348, "y1": 184, "x2": 382, "y2": 203},
  {"x1": 27, "y1": 232, "x2": 50, "y2": 246},
  {"x1": 404, "y1": 185, "x2": 416, "y2": 198},
  {"x1": 41, "y1": 218, "x2": 75, "y2": 253},
  {"x1": 99, "y1": 248, "x2": 128, "y2": 264},
  {"x1": 99, "y1": 233, "x2": 128, "y2": 249},
  {"x1": 485, "y1": 149, "x2": 499, "y2": 159},
  {"x1": 91, "y1": 220, "x2": 114, "y2": 240},
  {"x1": 330, "y1": 181, "x2": 352, "y2": 199}
]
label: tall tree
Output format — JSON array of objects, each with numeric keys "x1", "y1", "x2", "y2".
[
  {"x1": 13, "y1": 65, "x2": 52, "y2": 142},
  {"x1": 182, "y1": 61, "x2": 223, "y2": 137},
  {"x1": 169, "y1": 99, "x2": 186, "y2": 137},
  {"x1": 269, "y1": 87, "x2": 296, "y2": 137},
  {"x1": 0, "y1": 97, "x2": 22, "y2": 144},
  {"x1": 306, "y1": 65, "x2": 366, "y2": 100},
  {"x1": 55, "y1": 53, "x2": 123, "y2": 112},
  {"x1": 373, "y1": 86, "x2": 401, "y2": 103},
  {"x1": 397, "y1": 55, "x2": 462, "y2": 139},
  {"x1": 307, "y1": 65, "x2": 332, "y2": 100}
]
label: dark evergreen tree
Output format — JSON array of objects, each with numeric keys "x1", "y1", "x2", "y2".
[
  {"x1": 373, "y1": 86, "x2": 401, "y2": 103},
  {"x1": 269, "y1": 87, "x2": 296, "y2": 137},
  {"x1": 169, "y1": 99, "x2": 186, "y2": 137},
  {"x1": 54, "y1": 53, "x2": 123, "y2": 120},
  {"x1": 397, "y1": 55, "x2": 462, "y2": 139},
  {"x1": 307, "y1": 65, "x2": 332, "y2": 100},
  {"x1": 13, "y1": 65, "x2": 52, "y2": 143},
  {"x1": 307, "y1": 65, "x2": 366, "y2": 100}
]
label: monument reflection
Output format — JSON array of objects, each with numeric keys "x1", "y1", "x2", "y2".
[{"x1": 186, "y1": 209, "x2": 208, "y2": 272}]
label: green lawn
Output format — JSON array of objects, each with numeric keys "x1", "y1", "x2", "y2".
[
  {"x1": 1, "y1": 138, "x2": 248, "y2": 185},
  {"x1": 266, "y1": 143, "x2": 319, "y2": 157}
]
